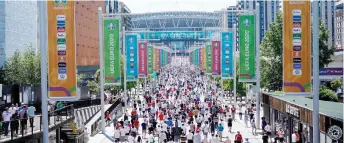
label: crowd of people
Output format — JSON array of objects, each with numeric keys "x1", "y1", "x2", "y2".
[{"x1": 111, "y1": 65, "x2": 267, "y2": 143}]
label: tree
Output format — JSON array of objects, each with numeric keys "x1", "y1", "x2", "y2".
[
  {"x1": 260, "y1": 12, "x2": 283, "y2": 91},
  {"x1": 4, "y1": 50, "x2": 24, "y2": 84},
  {"x1": 260, "y1": 12, "x2": 335, "y2": 91},
  {"x1": 319, "y1": 88, "x2": 338, "y2": 102},
  {"x1": 22, "y1": 46, "x2": 40, "y2": 84},
  {"x1": 319, "y1": 20, "x2": 336, "y2": 68},
  {"x1": 330, "y1": 79, "x2": 343, "y2": 91},
  {"x1": 77, "y1": 73, "x2": 86, "y2": 86}
]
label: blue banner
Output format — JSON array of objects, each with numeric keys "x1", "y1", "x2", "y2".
[
  {"x1": 196, "y1": 49, "x2": 199, "y2": 67},
  {"x1": 126, "y1": 34, "x2": 138, "y2": 81},
  {"x1": 221, "y1": 32, "x2": 234, "y2": 79},
  {"x1": 160, "y1": 49, "x2": 164, "y2": 67}
]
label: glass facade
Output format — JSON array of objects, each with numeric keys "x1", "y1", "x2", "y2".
[{"x1": 0, "y1": 1, "x2": 38, "y2": 66}]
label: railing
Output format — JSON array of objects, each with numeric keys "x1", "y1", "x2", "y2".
[
  {"x1": 84, "y1": 96, "x2": 121, "y2": 125},
  {"x1": 90, "y1": 99, "x2": 121, "y2": 136},
  {"x1": 0, "y1": 105, "x2": 74, "y2": 142}
]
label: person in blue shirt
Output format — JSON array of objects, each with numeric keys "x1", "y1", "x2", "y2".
[
  {"x1": 166, "y1": 118, "x2": 173, "y2": 127},
  {"x1": 217, "y1": 123, "x2": 224, "y2": 140}
]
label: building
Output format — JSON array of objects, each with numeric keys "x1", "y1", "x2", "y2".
[
  {"x1": 0, "y1": 1, "x2": 38, "y2": 66},
  {"x1": 227, "y1": 6, "x2": 237, "y2": 29},
  {"x1": 75, "y1": 1, "x2": 105, "y2": 75},
  {"x1": 236, "y1": 0, "x2": 281, "y2": 42},
  {"x1": 335, "y1": 0, "x2": 343, "y2": 51},
  {"x1": 316, "y1": 0, "x2": 337, "y2": 47},
  {"x1": 105, "y1": 0, "x2": 132, "y2": 31}
]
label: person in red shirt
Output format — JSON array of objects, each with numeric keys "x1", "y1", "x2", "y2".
[
  {"x1": 231, "y1": 105, "x2": 236, "y2": 120},
  {"x1": 235, "y1": 131, "x2": 243, "y2": 143},
  {"x1": 188, "y1": 110, "x2": 193, "y2": 117},
  {"x1": 208, "y1": 102, "x2": 212, "y2": 108},
  {"x1": 159, "y1": 112, "x2": 164, "y2": 123},
  {"x1": 105, "y1": 111, "x2": 111, "y2": 125},
  {"x1": 134, "y1": 118, "x2": 140, "y2": 129}
]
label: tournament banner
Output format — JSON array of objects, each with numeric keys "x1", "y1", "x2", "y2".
[
  {"x1": 103, "y1": 19, "x2": 121, "y2": 85},
  {"x1": 202, "y1": 48, "x2": 206, "y2": 71},
  {"x1": 221, "y1": 32, "x2": 234, "y2": 79},
  {"x1": 283, "y1": 1, "x2": 311, "y2": 94},
  {"x1": 48, "y1": 1, "x2": 77, "y2": 100},
  {"x1": 153, "y1": 48, "x2": 160, "y2": 72},
  {"x1": 125, "y1": 34, "x2": 138, "y2": 81},
  {"x1": 160, "y1": 49, "x2": 164, "y2": 67},
  {"x1": 138, "y1": 42, "x2": 147, "y2": 78},
  {"x1": 212, "y1": 41, "x2": 221, "y2": 76},
  {"x1": 199, "y1": 48, "x2": 203, "y2": 70},
  {"x1": 206, "y1": 45, "x2": 212, "y2": 74},
  {"x1": 164, "y1": 51, "x2": 168, "y2": 66},
  {"x1": 147, "y1": 45, "x2": 154, "y2": 75},
  {"x1": 239, "y1": 14, "x2": 256, "y2": 82},
  {"x1": 196, "y1": 49, "x2": 199, "y2": 67}
]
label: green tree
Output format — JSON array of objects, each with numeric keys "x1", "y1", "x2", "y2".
[
  {"x1": 330, "y1": 79, "x2": 343, "y2": 91},
  {"x1": 22, "y1": 47, "x2": 40, "y2": 84},
  {"x1": 319, "y1": 20, "x2": 336, "y2": 68},
  {"x1": 260, "y1": 13, "x2": 335, "y2": 91},
  {"x1": 319, "y1": 88, "x2": 338, "y2": 102},
  {"x1": 260, "y1": 12, "x2": 283, "y2": 91},
  {"x1": 77, "y1": 73, "x2": 86, "y2": 86},
  {"x1": 4, "y1": 50, "x2": 24, "y2": 84}
]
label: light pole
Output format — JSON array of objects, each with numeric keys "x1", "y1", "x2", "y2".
[
  {"x1": 97, "y1": 7, "x2": 105, "y2": 133},
  {"x1": 39, "y1": 1, "x2": 49, "y2": 142},
  {"x1": 312, "y1": 1, "x2": 320, "y2": 143}
]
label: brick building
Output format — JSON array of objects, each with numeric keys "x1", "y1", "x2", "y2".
[{"x1": 75, "y1": 1, "x2": 104, "y2": 75}]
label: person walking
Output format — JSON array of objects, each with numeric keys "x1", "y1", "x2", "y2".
[
  {"x1": 244, "y1": 112, "x2": 249, "y2": 127},
  {"x1": 10, "y1": 110, "x2": 19, "y2": 136},
  {"x1": 251, "y1": 119, "x2": 257, "y2": 135},
  {"x1": 234, "y1": 131, "x2": 243, "y2": 143},
  {"x1": 2, "y1": 107, "x2": 11, "y2": 137},
  {"x1": 227, "y1": 115, "x2": 233, "y2": 132},
  {"x1": 186, "y1": 130, "x2": 193, "y2": 143},
  {"x1": 217, "y1": 123, "x2": 224, "y2": 140},
  {"x1": 264, "y1": 123, "x2": 272, "y2": 142}
]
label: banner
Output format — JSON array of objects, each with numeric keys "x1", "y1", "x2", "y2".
[
  {"x1": 202, "y1": 48, "x2": 206, "y2": 71},
  {"x1": 212, "y1": 41, "x2": 221, "y2": 76},
  {"x1": 103, "y1": 19, "x2": 121, "y2": 85},
  {"x1": 147, "y1": 45, "x2": 154, "y2": 75},
  {"x1": 153, "y1": 48, "x2": 160, "y2": 72},
  {"x1": 138, "y1": 42, "x2": 147, "y2": 78},
  {"x1": 199, "y1": 48, "x2": 203, "y2": 70},
  {"x1": 160, "y1": 49, "x2": 164, "y2": 67},
  {"x1": 239, "y1": 15, "x2": 256, "y2": 82},
  {"x1": 283, "y1": 1, "x2": 311, "y2": 93},
  {"x1": 126, "y1": 34, "x2": 138, "y2": 81},
  {"x1": 196, "y1": 49, "x2": 199, "y2": 67},
  {"x1": 221, "y1": 32, "x2": 234, "y2": 79},
  {"x1": 48, "y1": 1, "x2": 77, "y2": 100},
  {"x1": 206, "y1": 45, "x2": 212, "y2": 74}
]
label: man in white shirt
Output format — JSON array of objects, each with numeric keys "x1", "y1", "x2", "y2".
[
  {"x1": 186, "y1": 131, "x2": 193, "y2": 143},
  {"x1": 292, "y1": 131, "x2": 297, "y2": 143},
  {"x1": 211, "y1": 134, "x2": 220, "y2": 143},
  {"x1": 159, "y1": 130, "x2": 167, "y2": 143},
  {"x1": 9, "y1": 104, "x2": 17, "y2": 115},
  {"x1": 2, "y1": 108, "x2": 12, "y2": 136},
  {"x1": 114, "y1": 127, "x2": 120, "y2": 142},
  {"x1": 120, "y1": 127, "x2": 126, "y2": 142},
  {"x1": 127, "y1": 134, "x2": 135, "y2": 143}
]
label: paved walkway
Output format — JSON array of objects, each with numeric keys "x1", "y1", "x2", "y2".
[{"x1": 88, "y1": 96, "x2": 266, "y2": 143}]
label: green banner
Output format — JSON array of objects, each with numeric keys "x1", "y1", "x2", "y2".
[
  {"x1": 239, "y1": 15, "x2": 256, "y2": 82},
  {"x1": 206, "y1": 45, "x2": 212, "y2": 74},
  {"x1": 103, "y1": 19, "x2": 121, "y2": 85},
  {"x1": 147, "y1": 45, "x2": 154, "y2": 75}
]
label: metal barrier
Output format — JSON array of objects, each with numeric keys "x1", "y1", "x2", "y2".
[
  {"x1": 90, "y1": 99, "x2": 121, "y2": 136},
  {"x1": 0, "y1": 105, "x2": 74, "y2": 142}
]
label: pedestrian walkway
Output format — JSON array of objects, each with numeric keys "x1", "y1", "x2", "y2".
[{"x1": 88, "y1": 101, "x2": 265, "y2": 143}]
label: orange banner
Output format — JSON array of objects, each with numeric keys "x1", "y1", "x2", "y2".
[
  {"x1": 202, "y1": 48, "x2": 206, "y2": 71},
  {"x1": 153, "y1": 48, "x2": 160, "y2": 72},
  {"x1": 283, "y1": 1, "x2": 311, "y2": 93},
  {"x1": 48, "y1": 1, "x2": 77, "y2": 100}
]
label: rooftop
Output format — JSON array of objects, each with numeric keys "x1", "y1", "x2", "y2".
[{"x1": 263, "y1": 92, "x2": 344, "y2": 122}]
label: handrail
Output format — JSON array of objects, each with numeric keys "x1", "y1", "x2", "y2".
[
  {"x1": 0, "y1": 105, "x2": 74, "y2": 142},
  {"x1": 90, "y1": 98, "x2": 121, "y2": 136},
  {"x1": 83, "y1": 106, "x2": 102, "y2": 125}
]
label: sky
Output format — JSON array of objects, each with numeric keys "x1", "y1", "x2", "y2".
[{"x1": 120, "y1": 0, "x2": 237, "y2": 13}]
